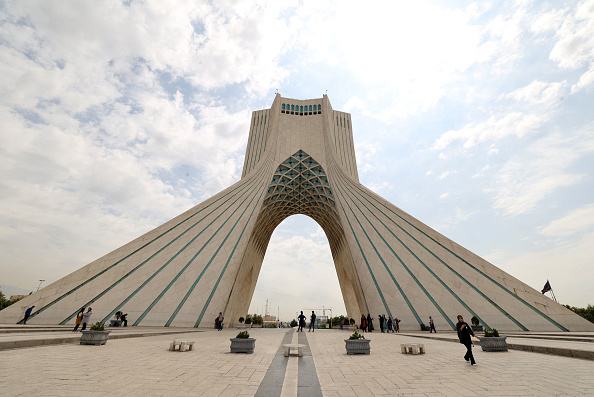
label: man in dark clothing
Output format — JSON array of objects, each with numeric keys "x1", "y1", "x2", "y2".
[
  {"x1": 429, "y1": 316, "x2": 436, "y2": 333},
  {"x1": 297, "y1": 311, "x2": 306, "y2": 332},
  {"x1": 379, "y1": 314, "x2": 384, "y2": 332},
  {"x1": 121, "y1": 313, "x2": 128, "y2": 327},
  {"x1": 22, "y1": 306, "x2": 35, "y2": 324},
  {"x1": 309, "y1": 311, "x2": 316, "y2": 332},
  {"x1": 456, "y1": 315, "x2": 478, "y2": 365}
]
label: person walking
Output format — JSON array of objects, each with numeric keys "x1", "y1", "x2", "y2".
[
  {"x1": 379, "y1": 314, "x2": 385, "y2": 333},
  {"x1": 366, "y1": 314, "x2": 373, "y2": 332},
  {"x1": 73, "y1": 307, "x2": 85, "y2": 331},
  {"x1": 387, "y1": 317, "x2": 393, "y2": 333},
  {"x1": 81, "y1": 307, "x2": 92, "y2": 331},
  {"x1": 429, "y1": 316, "x2": 436, "y2": 333},
  {"x1": 22, "y1": 306, "x2": 35, "y2": 324},
  {"x1": 395, "y1": 317, "x2": 400, "y2": 332},
  {"x1": 218, "y1": 312, "x2": 224, "y2": 331},
  {"x1": 360, "y1": 314, "x2": 367, "y2": 332},
  {"x1": 298, "y1": 311, "x2": 306, "y2": 332},
  {"x1": 456, "y1": 315, "x2": 478, "y2": 365},
  {"x1": 308, "y1": 311, "x2": 316, "y2": 332}
]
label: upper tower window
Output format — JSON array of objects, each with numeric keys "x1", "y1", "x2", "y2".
[
  {"x1": 309, "y1": 105, "x2": 312, "y2": 111},
  {"x1": 282, "y1": 104, "x2": 285, "y2": 110},
  {"x1": 291, "y1": 104, "x2": 294, "y2": 111},
  {"x1": 300, "y1": 106, "x2": 303, "y2": 112}
]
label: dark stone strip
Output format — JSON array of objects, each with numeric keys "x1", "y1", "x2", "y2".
[
  {"x1": 298, "y1": 331, "x2": 323, "y2": 397},
  {"x1": 254, "y1": 329, "x2": 295, "y2": 397}
]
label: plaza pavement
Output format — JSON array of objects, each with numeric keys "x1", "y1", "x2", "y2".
[{"x1": 1, "y1": 326, "x2": 593, "y2": 396}]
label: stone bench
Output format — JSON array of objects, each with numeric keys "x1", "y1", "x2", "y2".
[
  {"x1": 282, "y1": 343, "x2": 306, "y2": 357},
  {"x1": 401, "y1": 343, "x2": 425, "y2": 355},
  {"x1": 169, "y1": 340, "x2": 195, "y2": 352}
]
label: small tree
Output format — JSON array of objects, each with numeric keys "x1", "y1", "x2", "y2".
[
  {"x1": 290, "y1": 319, "x2": 298, "y2": 327},
  {"x1": 238, "y1": 316, "x2": 245, "y2": 324},
  {"x1": 252, "y1": 314, "x2": 263, "y2": 325},
  {"x1": 349, "y1": 318, "x2": 355, "y2": 325},
  {"x1": 0, "y1": 291, "x2": 24, "y2": 311},
  {"x1": 245, "y1": 314, "x2": 253, "y2": 325},
  {"x1": 471, "y1": 316, "x2": 480, "y2": 326}
]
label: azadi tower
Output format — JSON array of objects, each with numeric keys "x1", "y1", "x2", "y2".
[{"x1": 2, "y1": 94, "x2": 592, "y2": 332}]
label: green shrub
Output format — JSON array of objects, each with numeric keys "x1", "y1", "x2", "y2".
[
  {"x1": 349, "y1": 318, "x2": 355, "y2": 325},
  {"x1": 236, "y1": 330, "x2": 250, "y2": 339},
  {"x1": 348, "y1": 330, "x2": 365, "y2": 340},
  {"x1": 290, "y1": 319, "x2": 298, "y2": 327},
  {"x1": 238, "y1": 317, "x2": 245, "y2": 324},
  {"x1": 483, "y1": 328, "x2": 499, "y2": 337},
  {"x1": 90, "y1": 322, "x2": 105, "y2": 331},
  {"x1": 471, "y1": 316, "x2": 480, "y2": 326}
]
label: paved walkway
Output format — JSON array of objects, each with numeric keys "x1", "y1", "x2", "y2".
[{"x1": 1, "y1": 326, "x2": 594, "y2": 396}]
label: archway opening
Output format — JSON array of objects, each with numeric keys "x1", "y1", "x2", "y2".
[{"x1": 248, "y1": 214, "x2": 347, "y2": 324}]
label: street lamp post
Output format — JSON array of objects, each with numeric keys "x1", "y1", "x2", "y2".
[{"x1": 36, "y1": 280, "x2": 45, "y2": 292}]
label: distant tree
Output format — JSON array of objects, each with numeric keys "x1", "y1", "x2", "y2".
[
  {"x1": 245, "y1": 314, "x2": 253, "y2": 324},
  {"x1": 564, "y1": 304, "x2": 594, "y2": 324},
  {"x1": 327, "y1": 315, "x2": 348, "y2": 327},
  {"x1": 238, "y1": 316, "x2": 245, "y2": 324},
  {"x1": 252, "y1": 314, "x2": 263, "y2": 325},
  {"x1": 0, "y1": 291, "x2": 23, "y2": 311},
  {"x1": 290, "y1": 319, "x2": 298, "y2": 328}
]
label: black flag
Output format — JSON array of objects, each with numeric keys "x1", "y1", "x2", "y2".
[{"x1": 541, "y1": 280, "x2": 551, "y2": 294}]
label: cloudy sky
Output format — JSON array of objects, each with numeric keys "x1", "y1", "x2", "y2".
[{"x1": 1, "y1": 0, "x2": 593, "y2": 321}]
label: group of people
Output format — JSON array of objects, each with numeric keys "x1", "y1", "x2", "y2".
[
  {"x1": 359, "y1": 314, "x2": 401, "y2": 333},
  {"x1": 73, "y1": 307, "x2": 93, "y2": 331},
  {"x1": 296, "y1": 310, "x2": 316, "y2": 332}
]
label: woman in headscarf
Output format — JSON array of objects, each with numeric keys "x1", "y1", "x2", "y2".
[{"x1": 73, "y1": 307, "x2": 85, "y2": 332}]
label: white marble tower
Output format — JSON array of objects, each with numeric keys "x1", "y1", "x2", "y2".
[{"x1": 1, "y1": 94, "x2": 592, "y2": 332}]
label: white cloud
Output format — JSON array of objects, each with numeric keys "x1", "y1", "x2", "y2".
[
  {"x1": 571, "y1": 64, "x2": 594, "y2": 93},
  {"x1": 354, "y1": 141, "x2": 381, "y2": 173},
  {"x1": 506, "y1": 80, "x2": 567, "y2": 104},
  {"x1": 549, "y1": 0, "x2": 594, "y2": 69},
  {"x1": 438, "y1": 171, "x2": 450, "y2": 179},
  {"x1": 367, "y1": 181, "x2": 389, "y2": 193},
  {"x1": 540, "y1": 203, "x2": 594, "y2": 236},
  {"x1": 439, "y1": 193, "x2": 449, "y2": 199},
  {"x1": 488, "y1": 129, "x2": 594, "y2": 216},
  {"x1": 473, "y1": 165, "x2": 490, "y2": 178},
  {"x1": 440, "y1": 207, "x2": 479, "y2": 228},
  {"x1": 487, "y1": 231, "x2": 594, "y2": 307},
  {"x1": 291, "y1": 1, "x2": 512, "y2": 121},
  {"x1": 432, "y1": 112, "x2": 543, "y2": 150}
]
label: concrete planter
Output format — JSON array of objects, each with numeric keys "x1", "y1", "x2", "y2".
[
  {"x1": 345, "y1": 339, "x2": 370, "y2": 355},
  {"x1": 478, "y1": 336, "x2": 508, "y2": 352},
  {"x1": 230, "y1": 338, "x2": 256, "y2": 353},
  {"x1": 80, "y1": 330, "x2": 111, "y2": 346}
]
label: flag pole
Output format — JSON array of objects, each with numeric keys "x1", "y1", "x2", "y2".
[{"x1": 549, "y1": 288, "x2": 558, "y2": 303}]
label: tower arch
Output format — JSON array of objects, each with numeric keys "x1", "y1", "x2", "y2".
[{"x1": 3, "y1": 94, "x2": 592, "y2": 332}]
